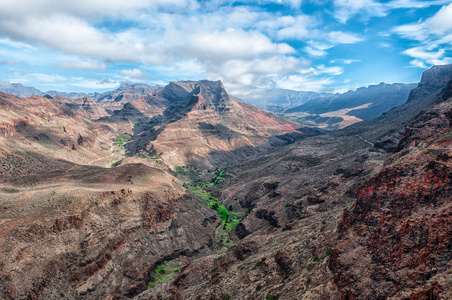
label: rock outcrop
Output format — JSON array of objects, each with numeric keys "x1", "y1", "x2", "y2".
[{"x1": 330, "y1": 80, "x2": 452, "y2": 300}]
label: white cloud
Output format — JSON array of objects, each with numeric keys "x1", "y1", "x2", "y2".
[
  {"x1": 186, "y1": 29, "x2": 295, "y2": 61},
  {"x1": 60, "y1": 60, "x2": 107, "y2": 71},
  {"x1": 386, "y1": 0, "x2": 451, "y2": 9},
  {"x1": 333, "y1": 0, "x2": 387, "y2": 23},
  {"x1": 120, "y1": 69, "x2": 147, "y2": 79},
  {"x1": 394, "y1": 3, "x2": 452, "y2": 68},
  {"x1": 276, "y1": 74, "x2": 334, "y2": 91},
  {"x1": 0, "y1": 38, "x2": 35, "y2": 49},
  {"x1": 276, "y1": 15, "x2": 314, "y2": 40},
  {"x1": 305, "y1": 46, "x2": 327, "y2": 57},
  {"x1": 70, "y1": 78, "x2": 120, "y2": 89},
  {"x1": 409, "y1": 59, "x2": 428, "y2": 68},
  {"x1": 0, "y1": 0, "x2": 362, "y2": 95},
  {"x1": 426, "y1": 3, "x2": 452, "y2": 34},
  {"x1": 327, "y1": 31, "x2": 363, "y2": 44},
  {"x1": 403, "y1": 47, "x2": 445, "y2": 61},
  {"x1": 330, "y1": 59, "x2": 361, "y2": 64}
]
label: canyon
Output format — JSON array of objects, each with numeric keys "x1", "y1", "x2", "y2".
[{"x1": 0, "y1": 65, "x2": 451, "y2": 300}]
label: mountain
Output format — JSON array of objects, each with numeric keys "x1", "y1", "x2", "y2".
[
  {"x1": 284, "y1": 82, "x2": 417, "y2": 130},
  {"x1": 344, "y1": 64, "x2": 452, "y2": 150},
  {"x1": 0, "y1": 92, "x2": 117, "y2": 172},
  {"x1": 0, "y1": 66, "x2": 451, "y2": 299},
  {"x1": 125, "y1": 80, "x2": 319, "y2": 168},
  {"x1": 0, "y1": 91, "x2": 220, "y2": 299},
  {"x1": 56, "y1": 95, "x2": 110, "y2": 120},
  {"x1": 0, "y1": 80, "x2": 89, "y2": 99},
  {"x1": 93, "y1": 82, "x2": 162, "y2": 112},
  {"x1": 46, "y1": 90, "x2": 88, "y2": 98},
  {"x1": 240, "y1": 89, "x2": 332, "y2": 112},
  {"x1": 131, "y1": 65, "x2": 452, "y2": 299},
  {"x1": 0, "y1": 80, "x2": 45, "y2": 97},
  {"x1": 330, "y1": 79, "x2": 452, "y2": 299}
]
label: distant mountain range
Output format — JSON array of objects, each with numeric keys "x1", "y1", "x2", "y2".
[
  {"x1": 281, "y1": 82, "x2": 416, "y2": 130},
  {"x1": 0, "y1": 80, "x2": 416, "y2": 132}
]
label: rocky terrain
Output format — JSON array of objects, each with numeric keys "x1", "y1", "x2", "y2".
[
  {"x1": 0, "y1": 65, "x2": 451, "y2": 300},
  {"x1": 330, "y1": 80, "x2": 452, "y2": 299},
  {"x1": 284, "y1": 83, "x2": 416, "y2": 131},
  {"x1": 123, "y1": 80, "x2": 318, "y2": 168},
  {"x1": 129, "y1": 66, "x2": 452, "y2": 299}
]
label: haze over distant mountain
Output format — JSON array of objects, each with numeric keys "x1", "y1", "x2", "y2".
[
  {"x1": 0, "y1": 80, "x2": 45, "y2": 98},
  {"x1": 240, "y1": 89, "x2": 332, "y2": 112},
  {"x1": 282, "y1": 82, "x2": 416, "y2": 130}
]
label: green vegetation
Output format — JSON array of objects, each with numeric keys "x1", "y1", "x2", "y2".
[
  {"x1": 266, "y1": 294, "x2": 276, "y2": 300},
  {"x1": 111, "y1": 160, "x2": 120, "y2": 168},
  {"x1": 113, "y1": 133, "x2": 132, "y2": 146},
  {"x1": 313, "y1": 256, "x2": 319, "y2": 261},
  {"x1": 326, "y1": 248, "x2": 332, "y2": 256},
  {"x1": 185, "y1": 183, "x2": 242, "y2": 248},
  {"x1": 147, "y1": 261, "x2": 184, "y2": 289},
  {"x1": 306, "y1": 263, "x2": 314, "y2": 271},
  {"x1": 179, "y1": 164, "x2": 241, "y2": 248},
  {"x1": 222, "y1": 295, "x2": 231, "y2": 300},
  {"x1": 212, "y1": 165, "x2": 232, "y2": 184}
]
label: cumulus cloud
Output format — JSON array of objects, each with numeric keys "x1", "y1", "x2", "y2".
[
  {"x1": 60, "y1": 60, "x2": 107, "y2": 71},
  {"x1": 0, "y1": 0, "x2": 376, "y2": 95},
  {"x1": 186, "y1": 29, "x2": 295, "y2": 61},
  {"x1": 120, "y1": 69, "x2": 147, "y2": 80},
  {"x1": 275, "y1": 15, "x2": 314, "y2": 40}
]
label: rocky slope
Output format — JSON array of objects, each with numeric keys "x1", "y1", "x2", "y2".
[
  {"x1": 284, "y1": 83, "x2": 416, "y2": 131},
  {"x1": 0, "y1": 162, "x2": 219, "y2": 299},
  {"x1": 0, "y1": 92, "x2": 222, "y2": 299},
  {"x1": 0, "y1": 65, "x2": 451, "y2": 300},
  {"x1": 124, "y1": 80, "x2": 318, "y2": 168},
  {"x1": 130, "y1": 66, "x2": 452, "y2": 299},
  {"x1": 0, "y1": 92, "x2": 120, "y2": 175},
  {"x1": 330, "y1": 80, "x2": 452, "y2": 299},
  {"x1": 57, "y1": 95, "x2": 110, "y2": 120},
  {"x1": 94, "y1": 83, "x2": 161, "y2": 113}
]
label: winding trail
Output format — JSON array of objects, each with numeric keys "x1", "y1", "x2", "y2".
[{"x1": 357, "y1": 135, "x2": 374, "y2": 154}]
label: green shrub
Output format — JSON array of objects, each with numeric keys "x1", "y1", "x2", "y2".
[
  {"x1": 222, "y1": 295, "x2": 231, "y2": 300},
  {"x1": 266, "y1": 294, "x2": 275, "y2": 300},
  {"x1": 326, "y1": 248, "x2": 332, "y2": 256}
]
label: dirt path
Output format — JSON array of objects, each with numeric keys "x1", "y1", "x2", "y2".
[{"x1": 88, "y1": 146, "x2": 121, "y2": 166}]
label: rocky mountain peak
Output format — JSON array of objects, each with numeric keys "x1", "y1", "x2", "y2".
[
  {"x1": 419, "y1": 64, "x2": 452, "y2": 88},
  {"x1": 195, "y1": 80, "x2": 230, "y2": 110}
]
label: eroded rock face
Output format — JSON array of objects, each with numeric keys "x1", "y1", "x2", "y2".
[
  {"x1": 0, "y1": 164, "x2": 218, "y2": 299},
  {"x1": 330, "y1": 90, "x2": 452, "y2": 300},
  {"x1": 127, "y1": 80, "x2": 318, "y2": 168}
]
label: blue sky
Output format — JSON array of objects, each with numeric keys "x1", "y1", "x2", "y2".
[{"x1": 0, "y1": 0, "x2": 451, "y2": 98}]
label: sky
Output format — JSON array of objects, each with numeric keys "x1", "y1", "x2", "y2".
[{"x1": 0, "y1": 0, "x2": 451, "y2": 99}]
